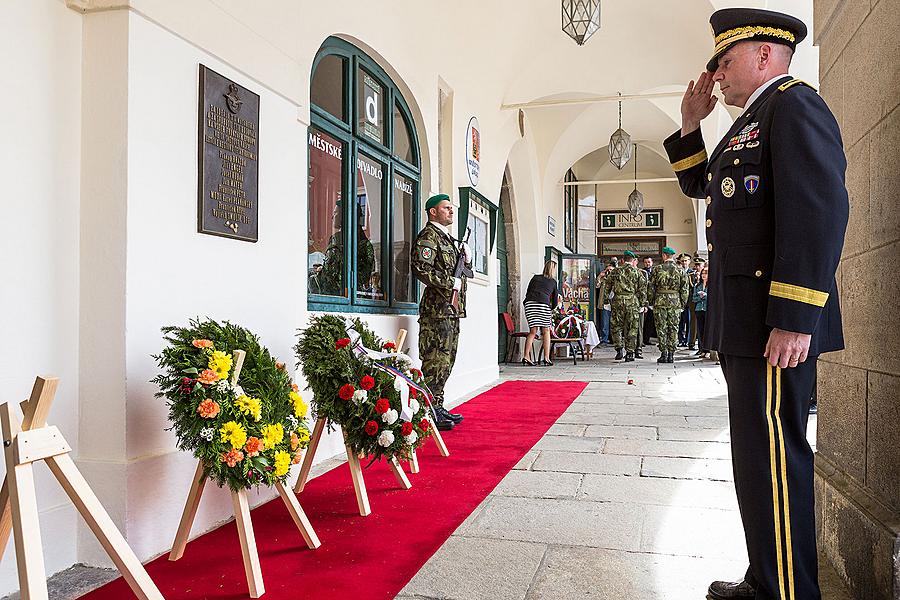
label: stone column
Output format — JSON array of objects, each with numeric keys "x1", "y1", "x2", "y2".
[{"x1": 813, "y1": 1, "x2": 900, "y2": 599}]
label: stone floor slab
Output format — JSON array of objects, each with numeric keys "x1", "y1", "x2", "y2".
[
  {"x1": 604, "y1": 438, "x2": 732, "y2": 460},
  {"x1": 491, "y1": 470, "x2": 583, "y2": 499},
  {"x1": 532, "y1": 450, "x2": 641, "y2": 475},
  {"x1": 532, "y1": 435, "x2": 605, "y2": 453},
  {"x1": 401, "y1": 536, "x2": 547, "y2": 600},
  {"x1": 546, "y1": 423, "x2": 586, "y2": 436},
  {"x1": 458, "y1": 496, "x2": 643, "y2": 550},
  {"x1": 641, "y1": 456, "x2": 734, "y2": 482},
  {"x1": 583, "y1": 424, "x2": 657, "y2": 440},
  {"x1": 513, "y1": 450, "x2": 540, "y2": 470},
  {"x1": 639, "y1": 504, "x2": 748, "y2": 561},
  {"x1": 613, "y1": 414, "x2": 692, "y2": 427},
  {"x1": 657, "y1": 427, "x2": 731, "y2": 442},
  {"x1": 578, "y1": 473, "x2": 739, "y2": 510}
]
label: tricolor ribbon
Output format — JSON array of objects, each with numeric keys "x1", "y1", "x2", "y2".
[{"x1": 345, "y1": 327, "x2": 434, "y2": 422}]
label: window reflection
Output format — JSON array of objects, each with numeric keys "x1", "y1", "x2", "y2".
[
  {"x1": 355, "y1": 153, "x2": 384, "y2": 301},
  {"x1": 392, "y1": 173, "x2": 415, "y2": 302},
  {"x1": 393, "y1": 103, "x2": 414, "y2": 164},
  {"x1": 307, "y1": 128, "x2": 345, "y2": 297},
  {"x1": 310, "y1": 54, "x2": 345, "y2": 122}
]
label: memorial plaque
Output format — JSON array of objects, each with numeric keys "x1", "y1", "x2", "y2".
[{"x1": 198, "y1": 65, "x2": 260, "y2": 242}]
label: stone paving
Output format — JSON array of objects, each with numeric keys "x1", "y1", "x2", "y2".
[{"x1": 398, "y1": 345, "x2": 852, "y2": 600}]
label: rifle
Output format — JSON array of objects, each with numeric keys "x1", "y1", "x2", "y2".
[{"x1": 450, "y1": 227, "x2": 474, "y2": 314}]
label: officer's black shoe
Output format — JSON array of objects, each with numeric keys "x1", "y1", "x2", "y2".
[
  {"x1": 624, "y1": 351, "x2": 634, "y2": 362},
  {"x1": 634, "y1": 349, "x2": 643, "y2": 359},
  {"x1": 434, "y1": 413, "x2": 455, "y2": 431},
  {"x1": 707, "y1": 578, "x2": 755, "y2": 599},
  {"x1": 614, "y1": 348, "x2": 625, "y2": 360},
  {"x1": 809, "y1": 402, "x2": 818, "y2": 415},
  {"x1": 438, "y1": 406, "x2": 464, "y2": 424}
]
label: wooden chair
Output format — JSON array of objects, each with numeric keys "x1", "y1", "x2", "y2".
[{"x1": 500, "y1": 312, "x2": 531, "y2": 363}]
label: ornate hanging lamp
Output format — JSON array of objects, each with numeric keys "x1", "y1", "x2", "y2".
[
  {"x1": 608, "y1": 94, "x2": 632, "y2": 170},
  {"x1": 627, "y1": 145, "x2": 644, "y2": 216},
  {"x1": 561, "y1": 0, "x2": 601, "y2": 46}
]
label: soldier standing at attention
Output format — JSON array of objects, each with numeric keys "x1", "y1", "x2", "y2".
[
  {"x1": 664, "y1": 9, "x2": 848, "y2": 600},
  {"x1": 648, "y1": 247, "x2": 689, "y2": 363},
  {"x1": 598, "y1": 250, "x2": 647, "y2": 362},
  {"x1": 411, "y1": 194, "x2": 472, "y2": 431}
]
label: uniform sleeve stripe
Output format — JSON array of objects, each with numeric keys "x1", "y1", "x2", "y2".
[
  {"x1": 671, "y1": 150, "x2": 708, "y2": 172},
  {"x1": 769, "y1": 281, "x2": 829, "y2": 307}
]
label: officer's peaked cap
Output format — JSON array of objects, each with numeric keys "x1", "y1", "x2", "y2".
[{"x1": 707, "y1": 8, "x2": 807, "y2": 71}]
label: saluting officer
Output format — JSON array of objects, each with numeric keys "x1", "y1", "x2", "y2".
[
  {"x1": 664, "y1": 9, "x2": 849, "y2": 600},
  {"x1": 411, "y1": 194, "x2": 472, "y2": 431}
]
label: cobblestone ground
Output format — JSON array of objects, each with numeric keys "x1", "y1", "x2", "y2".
[{"x1": 399, "y1": 345, "x2": 852, "y2": 600}]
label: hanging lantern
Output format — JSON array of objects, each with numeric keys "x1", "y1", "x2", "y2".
[
  {"x1": 627, "y1": 145, "x2": 644, "y2": 216},
  {"x1": 561, "y1": 0, "x2": 602, "y2": 46},
  {"x1": 609, "y1": 95, "x2": 632, "y2": 170}
]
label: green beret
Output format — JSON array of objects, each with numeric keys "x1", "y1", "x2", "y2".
[
  {"x1": 623, "y1": 250, "x2": 636, "y2": 259},
  {"x1": 662, "y1": 246, "x2": 676, "y2": 255},
  {"x1": 425, "y1": 194, "x2": 450, "y2": 211}
]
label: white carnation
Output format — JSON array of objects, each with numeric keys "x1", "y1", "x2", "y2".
[
  {"x1": 409, "y1": 398, "x2": 420, "y2": 414},
  {"x1": 352, "y1": 389, "x2": 368, "y2": 405},
  {"x1": 377, "y1": 430, "x2": 395, "y2": 447},
  {"x1": 215, "y1": 380, "x2": 231, "y2": 393},
  {"x1": 393, "y1": 377, "x2": 404, "y2": 391},
  {"x1": 232, "y1": 384, "x2": 245, "y2": 398},
  {"x1": 404, "y1": 431, "x2": 418, "y2": 445},
  {"x1": 381, "y1": 409, "x2": 399, "y2": 425}
]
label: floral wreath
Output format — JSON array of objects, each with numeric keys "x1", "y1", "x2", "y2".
[
  {"x1": 152, "y1": 319, "x2": 311, "y2": 491},
  {"x1": 295, "y1": 314, "x2": 433, "y2": 460}
]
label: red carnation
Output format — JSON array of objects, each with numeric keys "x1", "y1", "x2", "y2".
[
  {"x1": 360, "y1": 375, "x2": 375, "y2": 391},
  {"x1": 410, "y1": 368, "x2": 422, "y2": 378},
  {"x1": 419, "y1": 419, "x2": 430, "y2": 431},
  {"x1": 338, "y1": 383, "x2": 356, "y2": 401},
  {"x1": 375, "y1": 398, "x2": 390, "y2": 414},
  {"x1": 364, "y1": 420, "x2": 379, "y2": 436},
  {"x1": 382, "y1": 341, "x2": 396, "y2": 350},
  {"x1": 409, "y1": 389, "x2": 418, "y2": 399},
  {"x1": 335, "y1": 337, "x2": 351, "y2": 349},
  {"x1": 401, "y1": 422, "x2": 413, "y2": 436}
]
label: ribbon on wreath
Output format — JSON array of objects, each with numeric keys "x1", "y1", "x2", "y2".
[
  {"x1": 554, "y1": 313, "x2": 586, "y2": 338},
  {"x1": 345, "y1": 327, "x2": 434, "y2": 421}
]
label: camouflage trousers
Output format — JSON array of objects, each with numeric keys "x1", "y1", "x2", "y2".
[
  {"x1": 653, "y1": 307, "x2": 681, "y2": 352},
  {"x1": 610, "y1": 301, "x2": 640, "y2": 352},
  {"x1": 419, "y1": 317, "x2": 460, "y2": 408}
]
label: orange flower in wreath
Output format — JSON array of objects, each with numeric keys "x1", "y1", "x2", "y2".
[
  {"x1": 192, "y1": 339, "x2": 214, "y2": 349},
  {"x1": 292, "y1": 449, "x2": 303, "y2": 464},
  {"x1": 197, "y1": 369, "x2": 218, "y2": 385},
  {"x1": 222, "y1": 448, "x2": 244, "y2": 467},
  {"x1": 290, "y1": 432, "x2": 300, "y2": 451},
  {"x1": 196, "y1": 399, "x2": 220, "y2": 419},
  {"x1": 244, "y1": 437, "x2": 264, "y2": 457}
]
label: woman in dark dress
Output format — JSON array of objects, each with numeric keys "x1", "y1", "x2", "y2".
[{"x1": 522, "y1": 260, "x2": 559, "y2": 366}]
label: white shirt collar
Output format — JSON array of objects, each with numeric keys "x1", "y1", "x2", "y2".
[{"x1": 741, "y1": 75, "x2": 789, "y2": 115}]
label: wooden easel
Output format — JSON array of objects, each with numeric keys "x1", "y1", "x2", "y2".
[
  {"x1": 169, "y1": 350, "x2": 321, "y2": 598},
  {"x1": 0, "y1": 376, "x2": 164, "y2": 600},
  {"x1": 292, "y1": 329, "x2": 449, "y2": 514}
]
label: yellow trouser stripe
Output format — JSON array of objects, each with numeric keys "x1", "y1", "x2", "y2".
[
  {"x1": 769, "y1": 281, "x2": 829, "y2": 307},
  {"x1": 774, "y1": 367, "x2": 795, "y2": 599},
  {"x1": 765, "y1": 366, "x2": 787, "y2": 599},
  {"x1": 671, "y1": 149, "x2": 707, "y2": 172}
]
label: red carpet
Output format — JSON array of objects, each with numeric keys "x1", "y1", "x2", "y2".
[{"x1": 80, "y1": 380, "x2": 586, "y2": 600}]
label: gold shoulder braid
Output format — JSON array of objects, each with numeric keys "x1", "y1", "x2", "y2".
[{"x1": 777, "y1": 78, "x2": 817, "y2": 93}]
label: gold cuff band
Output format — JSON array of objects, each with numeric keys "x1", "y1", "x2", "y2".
[
  {"x1": 769, "y1": 281, "x2": 829, "y2": 307},
  {"x1": 671, "y1": 149, "x2": 708, "y2": 172}
]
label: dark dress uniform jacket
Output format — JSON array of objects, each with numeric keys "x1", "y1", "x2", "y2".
[{"x1": 664, "y1": 76, "x2": 849, "y2": 357}]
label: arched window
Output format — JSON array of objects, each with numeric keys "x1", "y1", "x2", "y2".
[{"x1": 307, "y1": 37, "x2": 420, "y2": 313}]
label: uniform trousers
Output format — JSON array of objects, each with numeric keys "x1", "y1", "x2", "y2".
[
  {"x1": 419, "y1": 317, "x2": 460, "y2": 408},
  {"x1": 719, "y1": 354, "x2": 820, "y2": 600}
]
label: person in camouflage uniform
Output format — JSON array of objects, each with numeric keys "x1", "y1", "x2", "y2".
[
  {"x1": 649, "y1": 246, "x2": 690, "y2": 363},
  {"x1": 598, "y1": 250, "x2": 647, "y2": 362},
  {"x1": 411, "y1": 193, "x2": 471, "y2": 431}
]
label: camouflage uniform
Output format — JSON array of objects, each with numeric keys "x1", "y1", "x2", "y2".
[
  {"x1": 648, "y1": 260, "x2": 690, "y2": 352},
  {"x1": 411, "y1": 222, "x2": 469, "y2": 408},
  {"x1": 599, "y1": 264, "x2": 647, "y2": 352}
]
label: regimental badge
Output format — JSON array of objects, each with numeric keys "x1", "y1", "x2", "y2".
[
  {"x1": 721, "y1": 177, "x2": 736, "y2": 198},
  {"x1": 744, "y1": 175, "x2": 760, "y2": 194},
  {"x1": 419, "y1": 246, "x2": 435, "y2": 261}
]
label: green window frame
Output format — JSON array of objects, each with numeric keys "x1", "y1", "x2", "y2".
[
  {"x1": 308, "y1": 37, "x2": 421, "y2": 314},
  {"x1": 563, "y1": 169, "x2": 577, "y2": 252}
]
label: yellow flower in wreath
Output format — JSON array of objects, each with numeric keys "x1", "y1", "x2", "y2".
[
  {"x1": 290, "y1": 391, "x2": 308, "y2": 418},
  {"x1": 261, "y1": 423, "x2": 284, "y2": 450},
  {"x1": 273, "y1": 450, "x2": 291, "y2": 477},
  {"x1": 235, "y1": 395, "x2": 262, "y2": 421},
  {"x1": 219, "y1": 421, "x2": 247, "y2": 450},
  {"x1": 208, "y1": 351, "x2": 233, "y2": 380}
]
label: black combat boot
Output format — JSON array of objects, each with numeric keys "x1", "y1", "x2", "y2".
[
  {"x1": 657, "y1": 351, "x2": 668, "y2": 364},
  {"x1": 666, "y1": 351, "x2": 675, "y2": 363},
  {"x1": 634, "y1": 348, "x2": 643, "y2": 359},
  {"x1": 439, "y1": 406, "x2": 464, "y2": 424},
  {"x1": 614, "y1": 348, "x2": 625, "y2": 360},
  {"x1": 624, "y1": 351, "x2": 635, "y2": 362}
]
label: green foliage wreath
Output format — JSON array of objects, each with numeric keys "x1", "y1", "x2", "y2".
[
  {"x1": 295, "y1": 314, "x2": 432, "y2": 460},
  {"x1": 153, "y1": 319, "x2": 311, "y2": 491}
]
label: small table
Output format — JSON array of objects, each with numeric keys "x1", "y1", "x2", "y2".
[
  {"x1": 549, "y1": 336, "x2": 586, "y2": 365},
  {"x1": 583, "y1": 321, "x2": 601, "y2": 358}
]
